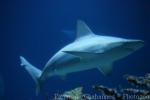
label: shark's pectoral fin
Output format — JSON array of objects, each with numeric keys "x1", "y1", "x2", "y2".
[
  {"x1": 63, "y1": 51, "x2": 102, "y2": 59},
  {"x1": 98, "y1": 63, "x2": 113, "y2": 76}
]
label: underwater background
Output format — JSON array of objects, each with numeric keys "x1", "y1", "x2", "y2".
[{"x1": 1, "y1": 0, "x2": 150, "y2": 100}]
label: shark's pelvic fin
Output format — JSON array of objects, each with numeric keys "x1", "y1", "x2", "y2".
[
  {"x1": 98, "y1": 63, "x2": 113, "y2": 76},
  {"x1": 76, "y1": 20, "x2": 94, "y2": 39},
  {"x1": 20, "y1": 56, "x2": 42, "y2": 95}
]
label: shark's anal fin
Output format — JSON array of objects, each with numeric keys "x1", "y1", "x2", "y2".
[{"x1": 98, "y1": 63, "x2": 113, "y2": 76}]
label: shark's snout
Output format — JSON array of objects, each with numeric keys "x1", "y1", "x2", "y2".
[{"x1": 123, "y1": 40, "x2": 144, "y2": 51}]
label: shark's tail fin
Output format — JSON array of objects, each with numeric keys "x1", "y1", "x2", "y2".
[{"x1": 19, "y1": 56, "x2": 43, "y2": 95}]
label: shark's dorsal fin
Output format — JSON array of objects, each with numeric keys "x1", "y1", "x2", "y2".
[{"x1": 76, "y1": 20, "x2": 94, "y2": 39}]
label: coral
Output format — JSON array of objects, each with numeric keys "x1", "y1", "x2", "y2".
[
  {"x1": 93, "y1": 73, "x2": 150, "y2": 100},
  {"x1": 63, "y1": 87, "x2": 83, "y2": 100},
  {"x1": 52, "y1": 73, "x2": 150, "y2": 100},
  {"x1": 53, "y1": 87, "x2": 90, "y2": 100}
]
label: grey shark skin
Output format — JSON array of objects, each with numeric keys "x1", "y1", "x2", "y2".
[{"x1": 20, "y1": 20, "x2": 144, "y2": 95}]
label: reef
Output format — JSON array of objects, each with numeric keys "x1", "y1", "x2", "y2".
[
  {"x1": 124, "y1": 74, "x2": 150, "y2": 88},
  {"x1": 53, "y1": 87, "x2": 90, "y2": 100},
  {"x1": 93, "y1": 85, "x2": 123, "y2": 100},
  {"x1": 93, "y1": 73, "x2": 150, "y2": 100},
  {"x1": 52, "y1": 73, "x2": 150, "y2": 100}
]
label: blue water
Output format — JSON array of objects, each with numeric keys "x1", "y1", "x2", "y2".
[{"x1": 1, "y1": 0, "x2": 150, "y2": 100}]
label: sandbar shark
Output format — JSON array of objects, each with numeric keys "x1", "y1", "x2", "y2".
[{"x1": 20, "y1": 20, "x2": 144, "y2": 95}]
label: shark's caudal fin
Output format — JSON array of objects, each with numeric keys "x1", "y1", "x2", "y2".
[{"x1": 19, "y1": 56, "x2": 42, "y2": 95}]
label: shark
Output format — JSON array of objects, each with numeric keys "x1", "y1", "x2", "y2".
[{"x1": 20, "y1": 20, "x2": 144, "y2": 95}]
